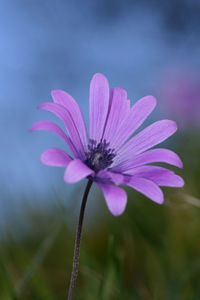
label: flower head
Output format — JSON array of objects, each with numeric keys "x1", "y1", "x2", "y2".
[
  {"x1": 159, "y1": 70, "x2": 200, "y2": 130},
  {"x1": 30, "y1": 73, "x2": 184, "y2": 216}
]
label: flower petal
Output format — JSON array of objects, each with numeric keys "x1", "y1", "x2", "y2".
[
  {"x1": 51, "y1": 89, "x2": 88, "y2": 149},
  {"x1": 38, "y1": 102, "x2": 85, "y2": 159},
  {"x1": 112, "y1": 148, "x2": 183, "y2": 172},
  {"x1": 125, "y1": 176, "x2": 164, "y2": 204},
  {"x1": 64, "y1": 159, "x2": 94, "y2": 184},
  {"x1": 103, "y1": 87, "x2": 128, "y2": 142},
  {"x1": 97, "y1": 170, "x2": 124, "y2": 185},
  {"x1": 89, "y1": 73, "x2": 110, "y2": 141},
  {"x1": 116, "y1": 120, "x2": 177, "y2": 165},
  {"x1": 111, "y1": 95, "x2": 156, "y2": 150},
  {"x1": 126, "y1": 166, "x2": 184, "y2": 187},
  {"x1": 98, "y1": 183, "x2": 127, "y2": 216},
  {"x1": 30, "y1": 120, "x2": 77, "y2": 156},
  {"x1": 41, "y1": 148, "x2": 72, "y2": 167}
]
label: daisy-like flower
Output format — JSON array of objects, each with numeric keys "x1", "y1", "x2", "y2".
[
  {"x1": 31, "y1": 73, "x2": 184, "y2": 299},
  {"x1": 31, "y1": 73, "x2": 184, "y2": 216}
]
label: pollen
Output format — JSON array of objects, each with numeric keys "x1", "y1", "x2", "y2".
[{"x1": 85, "y1": 139, "x2": 116, "y2": 172}]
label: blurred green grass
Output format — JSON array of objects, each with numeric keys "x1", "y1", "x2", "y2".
[{"x1": 1, "y1": 134, "x2": 200, "y2": 300}]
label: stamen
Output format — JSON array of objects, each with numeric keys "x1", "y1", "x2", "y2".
[{"x1": 85, "y1": 139, "x2": 115, "y2": 172}]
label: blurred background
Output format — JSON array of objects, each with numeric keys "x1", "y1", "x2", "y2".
[{"x1": 0, "y1": 0, "x2": 200, "y2": 299}]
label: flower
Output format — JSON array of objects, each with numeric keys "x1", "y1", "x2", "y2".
[
  {"x1": 159, "y1": 70, "x2": 200, "y2": 130},
  {"x1": 30, "y1": 73, "x2": 184, "y2": 216}
]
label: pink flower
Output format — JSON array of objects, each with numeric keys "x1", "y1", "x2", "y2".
[
  {"x1": 30, "y1": 73, "x2": 184, "y2": 216},
  {"x1": 159, "y1": 70, "x2": 200, "y2": 129}
]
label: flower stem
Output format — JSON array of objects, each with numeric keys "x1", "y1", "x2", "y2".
[{"x1": 67, "y1": 179, "x2": 93, "y2": 300}]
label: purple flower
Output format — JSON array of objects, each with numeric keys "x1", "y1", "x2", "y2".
[
  {"x1": 30, "y1": 73, "x2": 184, "y2": 216},
  {"x1": 159, "y1": 70, "x2": 200, "y2": 130}
]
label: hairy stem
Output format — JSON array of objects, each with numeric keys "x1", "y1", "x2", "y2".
[{"x1": 67, "y1": 180, "x2": 93, "y2": 300}]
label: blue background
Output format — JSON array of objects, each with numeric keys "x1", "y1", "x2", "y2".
[{"x1": 0, "y1": 0, "x2": 200, "y2": 234}]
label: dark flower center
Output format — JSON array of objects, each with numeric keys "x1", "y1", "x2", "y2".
[{"x1": 85, "y1": 139, "x2": 116, "y2": 172}]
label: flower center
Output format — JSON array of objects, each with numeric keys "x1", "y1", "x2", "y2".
[{"x1": 85, "y1": 139, "x2": 116, "y2": 172}]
